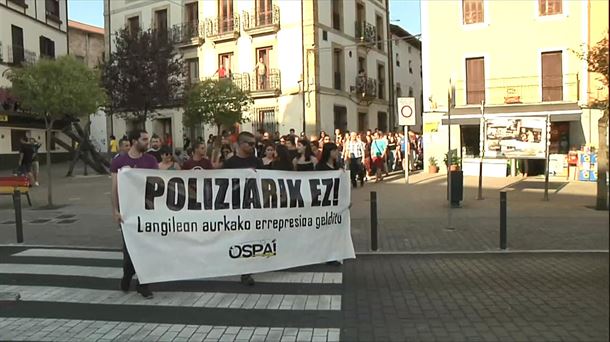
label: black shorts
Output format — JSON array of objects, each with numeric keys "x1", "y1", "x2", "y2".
[{"x1": 19, "y1": 163, "x2": 32, "y2": 174}]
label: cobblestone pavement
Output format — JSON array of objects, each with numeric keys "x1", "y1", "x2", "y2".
[{"x1": 1, "y1": 246, "x2": 607, "y2": 341}]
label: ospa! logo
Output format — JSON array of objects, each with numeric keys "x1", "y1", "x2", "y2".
[{"x1": 229, "y1": 239, "x2": 277, "y2": 259}]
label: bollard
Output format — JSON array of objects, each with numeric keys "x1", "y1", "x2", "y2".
[
  {"x1": 12, "y1": 190, "x2": 24, "y2": 243},
  {"x1": 500, "y1": 191, "x2": 507, "y2": 250},
  {"x1": 370, "y1": 191, "x2": 378, "y2": 251}
]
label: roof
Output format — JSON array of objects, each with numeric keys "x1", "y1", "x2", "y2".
[
  {"x1": 390, "y1": 24, "x2": 421, "y2": 50},
  {"x1": 68, "y1": 20, "x2": 104, "y2": 35}
]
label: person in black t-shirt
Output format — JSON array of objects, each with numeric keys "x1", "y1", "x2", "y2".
[
  {"x1": 18, "y1": 137, "x2": 35, "y2": 183},
  {"x1": 222, "y1": 131, "x2": 262, "y2": 286},
  {"x1": 316, "y1": 143, "x2": 340, "y2": 171}
]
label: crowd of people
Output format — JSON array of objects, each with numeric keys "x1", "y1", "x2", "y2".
[{"x1": 111, "y1": 128, "x2": 424, "y2": 189}]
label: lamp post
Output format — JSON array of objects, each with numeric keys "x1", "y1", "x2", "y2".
[{"x1": 477, "y1": 100, "x2": 485, "y2": 200}]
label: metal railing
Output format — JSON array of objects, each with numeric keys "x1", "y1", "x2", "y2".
[
  {"x1": 171, "y1": 21, "x2": 202, "y2": 44},
  {"x1": 354, "y1": 21, "x2": 376, "y2": 45},
  {"x1": 243, "y1": 5, "x2": 279, "y2": 31},
  {"x1": 206, "y1": 14, "x2": 240, "y2": 38},
  {"x1": 354, "y1": 75, "x2": 377, "y2": 99},
  {"x1": 251, "y1": 69, "x2": 280, "y2": 92},
  {"x1": 251, "y1": 109, "x2": 278, "y2": 134},
  {"x1": 454, "y1": 74, "x2": 580, "y2": 106}
]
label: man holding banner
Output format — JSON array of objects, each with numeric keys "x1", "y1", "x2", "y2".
[{"x1": 111, "y1": 129, "x2": 158, "y2": 299}]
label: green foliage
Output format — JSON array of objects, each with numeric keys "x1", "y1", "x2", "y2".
[
  {"x1": 428, "y1": 156, "x2": 438, "y2": 167},
  {"x1": 183, "y1": 79, "x2": 253, "y2": 133},
  {"x1": 573, "y1": 34, "x2": 609, "y2": 109},
  {"x1": 101, "y1": 27, "x2": 184, "y2": 123},
  {"x1": 8, "y1": 55, "x2": 105, "y2": 121},
  {"x1": 443, "y1": 151, "x2": 461, "y2": 166}
]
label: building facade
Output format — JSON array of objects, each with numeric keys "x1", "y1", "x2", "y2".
[
  {"x1": 103, "y1": 0, "x2": 391, "y2": 148},
  {"x1": 390, "y1": 24, "x2": 422, "y2": 132},
  {"x1": 68, "y1": 20, "x2": 105, "y2": 68},
  {"x1": 421, "y1": 0, "x2": 609, "y2": 176},
  {"x1": 0, "y1": 0, "x2": 69, "y2": 168}
]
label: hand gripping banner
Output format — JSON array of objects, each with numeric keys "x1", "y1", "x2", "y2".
[{"x1": 118, "y1": 168, "x2": 356, "y2": 284}]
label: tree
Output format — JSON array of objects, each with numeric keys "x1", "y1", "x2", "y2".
[
  {"x1": 183, "y1": 79, "x2": 253, "y2": 141},
  {"x1": 101, "y1": 27, "x2": 184, "y2": 127},
  {"x1": 8, "y1": 55, "x2": 106, "y2": 207},
  {"x1": 574, "y1": 34, "x2": 609, "y2": 210}
]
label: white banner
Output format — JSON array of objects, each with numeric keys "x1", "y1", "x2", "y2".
[{"x1": 118, "y1": 168, "x2": 355, "y2": 284}]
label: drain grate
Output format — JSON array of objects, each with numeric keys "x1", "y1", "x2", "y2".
[
  {"x1": 30, "y1": 219, "x2": 51, "y2": 224},
  {"x1": 56, "y1": 219, "x2": 78, "y2": 224}
]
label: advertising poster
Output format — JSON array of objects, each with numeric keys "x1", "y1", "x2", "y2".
[{"x1": 484, "y1": 117, "x2": 547, "y2": 159}]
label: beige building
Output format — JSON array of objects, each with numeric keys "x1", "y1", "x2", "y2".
[
  {"x1": 104, "y1": 0, "x2": 391, "y2": 147},
  {"x1": 68, "y1": 20, "x2": 105, "y2": 69},
  {"x1": 0, "y1": 0, "x2": 69, "y2": 168},
  {"x1": 421, "y1": 0, "x2": 609, "y2": 176}
]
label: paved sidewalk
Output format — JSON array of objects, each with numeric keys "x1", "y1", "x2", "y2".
[{"x1": 1, "y1": 163, "x2": 607, "y2": 252}]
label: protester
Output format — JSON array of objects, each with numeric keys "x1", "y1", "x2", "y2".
[
  {"x1": 110, "y1": 129, "x2": 158, "y2": 299},
  {"x1": 109, "y1": 135, "x2": 118, "y2": 154},
  {"x1": 344, "y1": 132, "x2": 366, "y2": 187},
  {"x1": 261, "y1": 142, "x2": 275, "y2": 168},
  {"x1": 271, "y1": 144, "x2": 294, "y2": 171},
  {"x1": 17, "y1": 137, "x2": 35, "y2": 185},
  {"x1": 30, "y1": 138, "x2": 41, "y2": 186},
  {"x1": 221, "y1": 131, "x2": 263, "y2": 286},
  {"x1": 147, "y1": 135, "x2": 162, "y2": 162},
  {"x1": 316, "y1": 143, "x2": 340, "y2": 171},
  {"x1": 117, "y1": 138, "x2": 130, "y2": 156},
  {"x1": 293, "y1": 138, "x2": 317, "y2": 171},
  {"x1": 158, "y1": 146, "x2": 181, "y2": 170},
  {"x1": 182, "y1": 142, "x2": 213, "y2": 170},
  {"x1": 371, "y1": 132, "x2": 388, "y2": 182}
]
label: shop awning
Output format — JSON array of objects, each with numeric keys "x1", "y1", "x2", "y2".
[{"x1": 441, "y1": 103, "x2": 582, "y2": 125}]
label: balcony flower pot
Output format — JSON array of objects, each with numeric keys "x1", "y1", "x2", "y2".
[
  {"x1": 428, "y1": 157, "x2": 439, "y2": 174},
  {"x1": 444, "y1": 152, "x2": 461, "y2": 172}
]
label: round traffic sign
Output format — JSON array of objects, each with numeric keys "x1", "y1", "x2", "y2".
[{"x1": 400, "y1": 105, "x2": 413, "y2": 118}]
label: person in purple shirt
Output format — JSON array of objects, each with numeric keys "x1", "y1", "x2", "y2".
[{"x1": 111, "y1": 129, "x2": 158, "y2": 299}]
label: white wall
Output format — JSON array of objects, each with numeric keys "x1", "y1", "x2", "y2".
[
  {"x1": 392, "y1": 33, "x2": 422, "y2": 131},
  {"x1": 0, "y1": 126, "x2": 69, "y2": 155}
]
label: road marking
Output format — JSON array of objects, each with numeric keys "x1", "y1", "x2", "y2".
[
  {"x1": 0, "y1": 264, "x2": 342, "y2": 284},
  {"x1": 13, "y1": 248, "x2": 123, "y2": 260},
  {"x1": 0, "y1": 285, "x2": 341, "y2": 311},
  {"x1": 0, "y1": 318, "x2": 341, "y2": 342}
]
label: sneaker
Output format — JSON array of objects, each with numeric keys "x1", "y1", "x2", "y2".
[
  {"x1": 120, "y1": 275, "x2": 131, "y2": 292},
  {"x1": 241, "y1": 274, "x2": 255, "y2": 286},
  {"x1": 360, "y1": 179, "x2": 364, "y2": 187},
  {"x1": 136, "y1": 284, "x2": 154, "y2": 299}
]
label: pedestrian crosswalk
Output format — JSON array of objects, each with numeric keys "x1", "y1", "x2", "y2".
[{"x1": 0, "y1": 246, "x2": 343, "y2": 342}]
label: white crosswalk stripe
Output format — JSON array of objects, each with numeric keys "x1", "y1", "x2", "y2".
[{"x1": 0, "y1": 247, "x2": 343, "y2": 341}]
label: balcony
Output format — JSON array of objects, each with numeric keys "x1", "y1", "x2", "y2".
[
  {"x1": 354, "y1": 21, "x2": 376, "y2": 47},
  {"x1": 243, "y1": 5, "x2": 280, "y2": 36},
  {"x1": 1, "y1": 44, "x2": 37, "y2": 66},
  {"x1": 352, "y1": 75, "x2": 377, "y2": 104},
  {"x1": 171, "y1": 21, "x2": 203, "y2": 47},
  {"x1": 251, "y1": 69, "x2": 281, "y2": 97},
  {"x1": 454, "y1": 74, "x2": 579, "y2": 107},
  {"x1": 206, "y1": 15, "x2": 240, "y2": 42}
]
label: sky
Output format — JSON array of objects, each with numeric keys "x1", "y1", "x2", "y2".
[{"x1": 68, "y1": 0, "x2": 421, "y2": 35}]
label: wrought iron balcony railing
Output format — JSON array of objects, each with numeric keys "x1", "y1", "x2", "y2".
[
  {"x1": 453, "y1": 74, "x2": 580, "y2": 106},
  {"x1": 206, "y1": 15, "x2": 240, "y2": 41},
  {"x1": 171, "y1": 21, "x2": 203, "y2": 46},
  {"x1": 354, "y1": 21, "x2": 376, "y2": 46},
  {"x1": 354, "y1": 75, "x2": 377, "y2": 101},
  {"x1": 251, "y1": 69, "x2": 280, "y2": 95},
  {"x1": 3, "y1": 45, "x2": 37, "y2": 65},
  {"x1": 243, "y1": 5, "x2": 280, "y2": 35}
]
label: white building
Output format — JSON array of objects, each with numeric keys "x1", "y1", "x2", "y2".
[
  {"x1": 104, "y1": 0, "x2": 391, "y2": 147},
  {"x1": 390, "y1": 24, "x2": 422, "y2": 132},
  {"x1": 0, "y1": 0, "x2": 69, "y2": 168}
]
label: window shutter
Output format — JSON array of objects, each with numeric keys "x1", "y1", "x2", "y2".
[{"x1": 466, "y1": 57, "x2": 485, "y2": 104}]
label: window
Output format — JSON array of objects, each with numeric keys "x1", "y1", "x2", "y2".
[
  {"x1": 377, "y1": 63, "x2": 385, "y2": 99},
  {"x1": 127, "y1": 16, "x2": 140, "y2": 34},
  {"x1": 45, "y1": 0, "x2": 60, "y2": 18},
  {"x1": 218, "y1": 0, "x2": 234, "y2": 33},
  {"x1": 256, "y1": 0, "x2": 273, "y2": 26},
  {"x1": 396, "y1": 53, "x2": 400, "y2": 67},
  {"x1": 409, "y1": 60, "x2": 413, "y2": 74},
  {"x1": 466, "y1": 57, "x2": 485, "y2": 105},
  {"x1": 11, "y1": 25, "x2": 24, "y2": 65},
  {"x1": 255, "y1": 46, "x2": 272, "y2": 90},
  {"x1": 358, "y1": 56, "x2": 366, "y2": 74},
  {"x1": 322, "y1": 30, "x2": 328, "y2": 41},
  {"x1": 218, "y1": 52, "x2": 233, "y2": 77},
  {"x1": 186, "y1": 2, "x2": 198, "y2": 24},
  {"x1": 333, "y1": 106, "x2": 347, "y2": 132},
  {"x1": 332, "y1": 0, "x2": 342, "y2": 31},
  {"x1": 377, "y1": 112, "x2": 387, "y2": 132},
  {"x1": 463, "y1": 0, "x2": 484, "y2": 24},
  {"x1": 375, "y1": 15, "x2": 383, "y2": 50},
  {"x1": 39, "y1": 36, "x2": 55, "y2": 59},
  {"x1": 186, "y1": 58, "x2": 199, "y2": 85},
  {"x1": 358, "y1": 112, "x2": 367, "y2": 132},
  {"x1": 541, "y1": 51, "x2": 563, "y2": 102},
  {"x1": 539, "y1": 0, "x2": 562, "y2": 16},
  {"x1": 155, "y1": 9, "x2": 168, "y2": 37},
  {"x1": 333, "y1": 48, "x2": 343, "y2": 91},
  {"x1": 253, "y1": 108, "x2": 277, "y2": 134}
]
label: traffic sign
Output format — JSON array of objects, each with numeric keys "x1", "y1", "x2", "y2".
[{"x1": 397, "y1": 97, "x2": 416, "y2": 126}]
